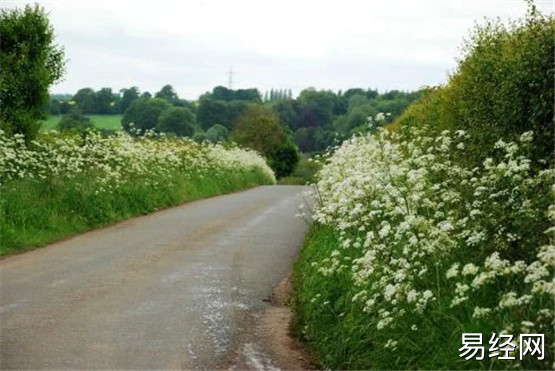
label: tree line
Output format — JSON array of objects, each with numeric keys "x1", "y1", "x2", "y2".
[
  {"x1": 1, "y1": 4, "x2": 421, "y2": 179},
  {"x1": 48, "y1": 84, "x2": 422, "y2": 154}
]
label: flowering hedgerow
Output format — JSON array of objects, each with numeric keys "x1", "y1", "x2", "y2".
[
  {"x1": 304, "y1": 123, "x2": 553, "y2": 368},
  {"x1": 0, "y1": 129, "x2": 275, "y2": 253},
  {"x1": 0, "y1": 130, "x2": 275, "y2": 187}
]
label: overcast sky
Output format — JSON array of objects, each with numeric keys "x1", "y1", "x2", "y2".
[{"x1": 2, "y1": 0, "x2": 553, "y2": 99}]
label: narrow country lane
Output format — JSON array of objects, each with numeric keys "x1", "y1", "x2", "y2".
[{"x1": 0, "y1": 185, "x2": 310, "y2": 370}]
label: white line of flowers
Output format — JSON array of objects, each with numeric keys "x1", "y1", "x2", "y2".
[
  {"x1": 308, "y1": 120, "x2": 554, "y2": 350},
  {"x1": 0, "y1": 130, "x2": 275, "y2": 189}
]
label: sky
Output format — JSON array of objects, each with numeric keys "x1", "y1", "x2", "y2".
[{"x1": 2, "y1": 0, "x2": 553, "y2": 100}]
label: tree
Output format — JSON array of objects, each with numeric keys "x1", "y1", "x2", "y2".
[
  {"x1": 57, "y1": 108, "x2": 93, "y2": 132},
  {"x1": 347, "y1": 93, "x2": 369, "y2": 109},
  {"x1": 231, "y1": 105, "x2": 299, "y2": 177},
  {"x1": 173, "y1": 99, "x2": 194, "y2": 110},
  {"x1": 196, "y1": 98, "x2": 229, "y2": 130},
  {"x1": 120, "y1": 87, "x2": 139, "y2": 113},
  {"x1": 297, "y1": 89, "x2": 335, "y2": 128},
  {"x1": 270, "y1": 140, "x2": 300, "y2": 178},
  {"x1": 272, "y1": 99, "x2": 300, "y2": 131},
  {"x1": 226, "y1": 100, "x2": 249, "y2": 128},
  {"x1": 232, "y1": 105, "x2": 285, "y2": 155},
  {"x1": 72, "y1": 88, "x2": 97, "y2": 113},
  {"x1": 59, "y1": 101, "x2": 71, "y2": 114},
  {"x1": 343, "y1": 88, "x2": 365, "y2": 101},
  {"x1": 121, "y1": 98, "x2": 171, "y2": 134},
  {"x1": 212, "y1": 86, "x2": 234, "y2": 101},
  {"x1": 205, "y1": 124, "x2": 228, "y2": 142},
  {"x1": 49, "y1": 98, "x2": 61, "y2": 115},
  {"x1": 157, "y1": 107, "x2": 196, "y2": 137},
  {"x1": 294, "y1": 128, "x2": 311, "y2": 153},
  {"x1": 234, "y1": 88, "x2": 262, "y2": 102},
  {"x1": 191, "y1": 132, "x2": 205, "y2": 142},
  {"x1": 95, "y1": 87, "x2": 115, "y2": 114},
  {"x1": 210, "y1": 86, "x2": 262, "y2": 102},
  {"x1": 154, "y1": 84, "x2": 179, "y2": 104},
  {"x1": 0, "y1": 4, "x2": 65, "y2": 139}
]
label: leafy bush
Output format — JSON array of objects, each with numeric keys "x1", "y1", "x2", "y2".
[
  {"x1": 57, "y1": 108, "x2": 93, "y2": 132},
  {"x1": 205, "y1": 124, "x2": 229, "y2": 142},
  {"x1": 395, "y1": 5, "x2": 554, "y2": 169},
  {"x1": 232, "y1": 105, "x2": 300, "y2": 178},
  {"x1": 121, "y1": 98, "x2": 171, "y2": 134},
  {"x1": 269, "y1": 140, "x2": 300, "y2": 179},
  {"x1": 278, "y1": 155, "x2": 321, "y2": 185},
  {"x1": 192, "y1": 131, "x2": 207, "y2": 143},
  {"x1": 157, "y1": 106, "x2": 196, "y2": 137}
]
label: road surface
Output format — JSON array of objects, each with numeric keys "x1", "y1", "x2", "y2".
[{"x1": 0, "y1": 185, "x2": 310, "y2": 369}]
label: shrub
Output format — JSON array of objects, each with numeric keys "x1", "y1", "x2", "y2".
[
  {"x1": 232, "y1": 105, "x2": 300, "y2": 178},
  {"x1": 157, "y1": 106, "x2": 196, "y2": 137},
  {"x1": 192, "y1": 131, "x2": 207, "y2": 143},
  {"x1": 395, "y1": 5, "x2": 554, "y2": 169},
  {"x1": 205, "y1": 124, "x2": 229, "y2": 142},
  {"x1": 121, "y1": 98, "x2": 171, "y2": 134},
  {"x1": 269, "y1": 139, "x2": 300, "y2": 179},
  {"x1": 57, "y1": 109, "x2": 93, "y2": 132}
]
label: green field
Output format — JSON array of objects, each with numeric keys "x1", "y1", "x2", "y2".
[{"x1": 42, "y1": 114, "x2": 123, "y2": 130}]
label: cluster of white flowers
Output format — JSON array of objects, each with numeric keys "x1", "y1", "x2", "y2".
[
  {"x1": 309, "y1": 122, "x2": 554, "y2": 344},
  {"x1": 0, "y1": 130, "x2": 275, "y2": 189}
]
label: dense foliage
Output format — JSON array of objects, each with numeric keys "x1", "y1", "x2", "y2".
[
  {"x1": 57, "y1": 108, "x2": 93, "y2": 132},
  {"x1": 157, "y1": 107, "x2": 196, "y2": 137},
  {"x1": 294, "y1": 5, "x2": 554, "y2": 370},
  {"x1": 231, "y1": 105, "x2": 299, "y2": 178},
  {"x1": 394, "y1": 4, "x2": 553, "y2": 169},
  {"x1": 0, "y1": 4, "x2": 65, "y2": 140},
  {"x1": 289, "y1": 88, "x2": 420, "y2": 153},
  {"x1": 48, "y1": 84, "x2": 192, "y2": 116},
  {"x1": 0, "y1": 129, "x2": 275, "y2": 254},
  {"x1": 296, "y1": 127, "x2": 553, "y2": 369},
  {"x1": 121, "y1": 98, "x2": 172, "y2": 134},
  {"x1": 46, "y1": 84, "x2": 420, "y2": 157}
]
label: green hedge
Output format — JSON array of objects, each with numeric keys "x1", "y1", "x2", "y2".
[{"x1": 395, "y1": 5, "x2": 554, "y2": 169}]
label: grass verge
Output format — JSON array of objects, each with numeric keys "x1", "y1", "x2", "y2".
[
  {"x1": 292, "y1": 224, "x2": 370, "y2": 369},
  {"x1": 1, "y1": 167, "x2": 270, "y2": 256}
]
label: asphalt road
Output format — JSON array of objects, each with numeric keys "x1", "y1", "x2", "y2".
[{"x1": 0, "y1": 185, "x2": 310, "y2": 369}]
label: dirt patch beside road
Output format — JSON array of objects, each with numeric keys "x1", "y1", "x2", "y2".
[
  {"x1": 227, "y1": 272, "x2": 316, "y2": 370},
  {"x1": 262, "y1": 273, "x2": 316, "y2": 370}
]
